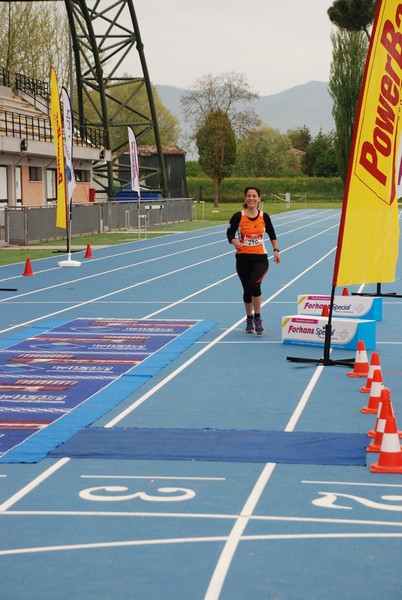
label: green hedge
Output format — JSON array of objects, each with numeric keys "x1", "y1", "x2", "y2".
[{"x1": 187, "y1": 176, "x2": 344, "y2": 202}]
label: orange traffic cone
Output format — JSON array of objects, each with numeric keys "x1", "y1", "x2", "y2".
[
  {"x1": 368, "y1": 400, "x2": 384, "y2": 439},
  {"x1": 347, "y1": 340, "x2": 369, "y2": 378},
  {"x1": 370, "y1": 413, "x2": 402, "y2": 473},
  {"x1": 367, "y1": 388, "x2": 394, "y2": 452},
  {"x1": 368, "y1": 388, "x2": 402, "y2": 439},
  {"x1": 84, "y1": 244, "x2": 93, "y2": 259},
  {"x1": 22, "y1": 258, "x2": 34, "y2": 276},
  {"x1": 342, "y1": 287, "x2": 349, "y2": 296},
  {"x1": 321, "y1": 304, "x2": 329, "y2": 317},
  {"x1": 360, "y1": 351, "x2": 382, "y2": 393},
  {"x1": 361, "y1": 368, "x2": 383, "y2": 414}
]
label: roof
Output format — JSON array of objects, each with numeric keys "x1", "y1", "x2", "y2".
[{"x1": 138, "y1": 145, "x2": 186, "y2": 156}]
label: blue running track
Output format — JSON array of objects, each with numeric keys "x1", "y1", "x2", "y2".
[{"x1": 1, "y1": 208, "x2": 402, "y2": 599}]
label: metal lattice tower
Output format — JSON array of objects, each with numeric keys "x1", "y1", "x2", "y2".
[{"x1": 64, "y1": 0, "x2": 168, "y2": 198}]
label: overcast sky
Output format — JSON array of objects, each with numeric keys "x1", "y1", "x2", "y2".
[{"x1": 131, "y1": 0, "x2": 335, "y2": 96}]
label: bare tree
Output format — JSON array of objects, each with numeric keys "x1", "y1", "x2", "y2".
[{"x1": 181, "y1": 72, "x2": 259, "y2": 140}]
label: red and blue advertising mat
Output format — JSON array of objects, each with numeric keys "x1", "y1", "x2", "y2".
[{"x1": 0, "y1": 317, "x2": 214, "y2": 463}]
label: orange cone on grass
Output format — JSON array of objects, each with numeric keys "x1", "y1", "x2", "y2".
[
  {"x1": 22, "y1": 258, "x2": 34, "y2": 276},
  {"x1": 367, "y1": 387, "x2": 395, "y2": 452},
  {"x1": 84, "y1": 244, "x2": 93, "y2": 259},
  {"x1": 361, "y1": 368, "x2": 383, "y2": 414},
  {"x1": 347, "y1": 340, "x2": 369, "y2": 378},
  {"x1": 370, "y1": 411, "x2": 402, "y2": 473},
  {"x1": 360, "y1": 351, "x2": 382, "y2": 393}
]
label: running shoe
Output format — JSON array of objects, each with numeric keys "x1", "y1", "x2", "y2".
[
  {"x1": 245, "y1": 316, "x2": 255, "y2": 334},
  {"x1": 254, "y1": 316, "x2": 264, "y2": 335}
]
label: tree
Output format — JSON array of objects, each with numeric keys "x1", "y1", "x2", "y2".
[
  {"x1": 181, "y1": 72, "x2": 259, "y2": 140},
  {"x1": 286, "y1": 126, "x2": 312, "y2": 151},
  {"x1": 182, "y1": 72, "x2": 258, "y2": 204},
  {"x1": 196, "y1": 109, "x2": 236, "y2": 207},
  {"x1": 303, "y1": 131, "x2": 339, "y2": 177},
  {"x1": 0, "y1": 2, "x2": 70, "y2": 86},
  {"x1": 328, "y1": 0, "x2": 377, "y2": 40},
  {"x1": 233, "y1": 124, "x2": 300, "y2": 177},
  {"x1": 329, "y1": 29, "x2": 368, "y2": 182}
]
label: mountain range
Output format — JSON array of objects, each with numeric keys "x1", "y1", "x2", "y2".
[{"x1": 156, "y1": 80, "x2": 335, "y2": 155}]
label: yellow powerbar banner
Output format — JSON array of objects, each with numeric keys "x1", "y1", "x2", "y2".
[
  {"x1": 50, "y1": 67, "x2": 67, "y2": 230},
  {"x1": 333, "y1": 0, "x2": 401, "y2": 286}
]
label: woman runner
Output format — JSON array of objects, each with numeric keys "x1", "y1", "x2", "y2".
[{"x1": 226, "y1": 186, "x2": 280, "y2": 334}]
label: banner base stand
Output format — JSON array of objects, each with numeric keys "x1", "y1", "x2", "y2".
[
  {"x1": 353, "y1": 292, "x2": 402, "y2": 298},
  {"x1": 287, "y1": 356, "x2": 355, "y2": 366},
  {"x1": 352, "y1": 283, "x2": 402, "y2": 299},
  {"x1": 58, "y1": 253, "x2": 81, "y2": 268}
]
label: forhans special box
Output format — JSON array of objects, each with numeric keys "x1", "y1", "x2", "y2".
[{"x1": 281, "y1": 315, "x2": 376, "y2": 350}]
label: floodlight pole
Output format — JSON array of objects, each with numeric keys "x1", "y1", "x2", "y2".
[{"x1": 64, "y1": 0, "x2": 168, "y2": 198}]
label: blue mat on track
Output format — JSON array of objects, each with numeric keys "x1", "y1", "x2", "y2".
[
  {"x1": 0, "y1": 319, "x2": 215, "y2": 463},
  {"x1": 49, "y1": 427, "x2": 368, "y2": 465}
]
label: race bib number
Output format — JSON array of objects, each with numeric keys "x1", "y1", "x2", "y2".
[{"x1": 243, "y1": 233, "x2": 263, "y2": 246}]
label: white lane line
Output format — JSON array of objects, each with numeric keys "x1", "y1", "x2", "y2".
[
  {"x1": 0, "y1": 239, "x2": 227, "y2": 301},
  {"x1": 0, "y1": 211, "x2": 330, "y2": 281},
  {"x1": 0, "y1": 220, "x2": 337, "y2": 519},
  {"x1": 284, "y1": 365, "x2": 325, "y2": 432},
  {"x1": 204, "y1": 463, "x2": 276, "y2": 599},
  {"x1": 0, "y1": 218, "x2": 338, "y2": 338},
  {"x1": 0, "y1": 250, "x2": 233, "y2": 335},
  {"x1": 2, "y1": 510, "x2": 401, "y2": 529},
  {"x1": 79, "y1": 475, "x2": 226, "y2": 480},
  {"x1": 0, "y1": 229, "x2": 228, "y2": 282},
  {"x1": 205, "y1": 363, "x2": 329, "y2": 599},
  {"x1": 302, "y1": 480, "x2": 402, "y2": 487},
  {"x1": 205, "y1": 248, "x2": 336, "y2": 598},
  {"x1": 105, "y1": 246, "x2": 335, "y2": 427},
  {"x1": 0, "y1": 536, "x2": 230, "y2": 556},
  {"x1": 0, "y1": 211, "x2": 337, "y2": 297},
  {"x1": 0, "y1": 457, "x2": 70, "y2": 512},
  {"x1": 2, "y1": 531, "x2": 402, "y2": 557}
]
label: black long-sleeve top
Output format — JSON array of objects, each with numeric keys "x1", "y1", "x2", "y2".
[{"x1": 226, "y1": 211, "x2": 277, "y2": 246}]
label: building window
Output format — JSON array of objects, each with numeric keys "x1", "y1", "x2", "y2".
[
  {"x1": 29, "y1": 166, "x2": 43, "y2": 182},
  {"x1": 0, "y1": 166, "x2": 7, "y2": 202},
  {"x1": 46, "y1": 169, "x2": 56, "y2": 202},
  {"x1": 75, "y1": 169, "x2": 90, "y2": 183}
]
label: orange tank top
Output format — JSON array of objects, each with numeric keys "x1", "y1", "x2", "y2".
[{"x1": 237, "y1": 210, "x2": 267, "y2": 255}]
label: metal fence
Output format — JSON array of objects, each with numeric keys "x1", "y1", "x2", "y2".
[{"x1": 3, "y1": 199, "x2": 194, "y2": 245}]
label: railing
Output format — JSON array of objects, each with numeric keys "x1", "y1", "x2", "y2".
[
  {"x1": 15, "y1": 72, "x2": 49, "y2": 103},
  {"x1": 76, "y1": 121, "x2": 106, "y2": 149},
  {"x1": 5, "y1": 199, "x2": 194, "y2": 245},
  {"x1": 0, "y1": 109, "x2": 53, "y2": 142},
  {"x1": 15, "y1": 71, "x2": 105, "y2": 148},
  {"x1": 0, "y1": 108, "x2": 105, "y2": 149}
]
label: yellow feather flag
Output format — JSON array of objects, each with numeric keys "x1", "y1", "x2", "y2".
[
  {"x1": 50, "y1": 67, "x2": 67, "y2": 230},
  {"x1": 333, "y1": 0, "x2": 401, "y2": 287}
]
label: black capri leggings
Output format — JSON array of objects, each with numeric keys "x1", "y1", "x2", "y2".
[{"x1": 236, "y1": 254, "x2": 269, "y2": 303}]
